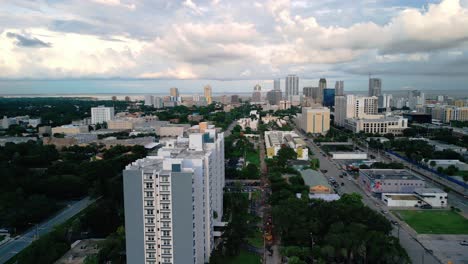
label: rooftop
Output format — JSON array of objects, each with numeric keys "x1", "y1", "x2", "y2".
[
  {"x1": 385, "y1": 194, "x2": 419, "y2": 200},
  {"x1": 360, "y1": 169, "x2": 422, "y2": 181},
  {"x1": 300, "y1": 169, "x2": 331, "y2": 188},
  {"x1": 414, "y1": 188, "x2": 446, "y2": 194}
]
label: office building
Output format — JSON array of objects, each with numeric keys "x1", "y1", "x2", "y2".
[
  {"x1": 318, "y1": 78, "x2": 326, "y2": 104},
  {"x1": 123, "y1": 123, "x2": 224, "y2": 264},
  {"x1": 345, "y1": 116, "x2": 408, "y2": 135},
  {"x1": 296, "y1": 107, "x2": 330, "y2": 135},
  {"x1": 204, "y1": 85, "x2": 212, "y2": 104},
  {"x1": 346, "y1": 95, "x2": 379, "y2": 118},
  {"x1": 273, "y1": 79, "x2": 280, "y2": 91},
  {"x1": 408, "y1": 90, "x2": 425, "y2": 109},
  {"x1": 170, "y1": 87, "x2": 179, "y2": 98},
  {"x1": 51, "y1": 124, "x2": 89, "y2": 135},
  {"x1": 285, "y1": 75, "x2": 299, "y2": 100},
  {"x1": 335, "y1": 81, "x2": 344, "y2": 96},
  {"x1": 279, "y1": 100, "x2": 291, "y2": 110},
  {"x1": 402, "y1": 112, "x2": 432, "y2": 124},
  {"x1": 368, "y1": 78, "x2": 382, "y2": 97},
  {"x1": 154, "y1": 97, "x2": 164, "y2": 109},
  {"x1": 323, "y1": 88, "x2": 335, "y2": 107},
  {"x1": 145, "y1": 95, "x2": 154, "y2": 106},
  {"x1": 359, "y1": 169, "x2": 425, "y2": 196},
  {"x1": 231, "y1": 95, "x2": 239, "y2": 104},
  {"x1": 378, "y1": 94, "x2": 392, "y2": 109},
  {"x1": 251, "y1": 84, "x2": 262, "y2": 103},
  {"x1": 266, "y1": 89, "x2": 282, "y2": 105},
  {"x1": 91, "y1": 106, "x2": 115, "y2": 124},
  {"x1": 265, "y1": 131, "x2": 308, "y2": 160}
]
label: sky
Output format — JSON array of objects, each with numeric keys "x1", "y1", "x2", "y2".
[{"x1": 1, "y1": 0, "x2": 468, "y2": 94}]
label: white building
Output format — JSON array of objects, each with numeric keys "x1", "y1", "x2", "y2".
[
  {"x1": 91, "y1": 106, "x2": 115, "y2": 124},
  {"x1": 296, "y1": 107, "x2": 330, "y2": 135},
  {"x1": 285, "y1": 74, "x2": 299, "y2": 100},
  {"x1": 414, "y1": 188, "x2": 448, "y2": 208},
  {"x1": 154, "y1": 97, "x2": 164, "y2": 109},
  {"x1": 345, "y1": 116, "x2": 408, "y2": 135},
  {"x1": 145, "y1": 95, "x2": 154, "y2": 106},
  {"x1": 237, "y1": 117, "x2": 258, "y2": 131},
  {"x1": 123, "y1": 123, "x2": 225, "y2": 264},
  {"x1": 378, "y1": 94, "x2": 393, "y2": 109}
]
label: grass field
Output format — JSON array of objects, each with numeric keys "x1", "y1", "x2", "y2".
[
  {"x1": 394, "y1": 210, "x2": 468, "y2": 234},
  {"x1": 247, "y1": 229, "x2": 264, "y2": 248},
  {"x1": 223, "y1": 250, "x2": 261, "y2": 264},
  {"x1": 246, "y1": 151, "x2": 260, "y2": 166}
]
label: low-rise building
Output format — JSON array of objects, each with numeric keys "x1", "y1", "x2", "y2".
[
  {"x1": 414, "y1": 188, "x2": 448, "y2": 208},
  {"x1": 237, "y1": 118, "x2": 258, "y2": 131},
  {"x1": 107, "y1": 119, "x2": 135, "y2": 130},
  {"x1": 359, "y1": 169, "x2": 425, "y2": 196},
  {"x1": 158, "y1": 124, "x2": 190, "y2": 137},
  {"x1": 38, "y1": 126, "x2": 52, "y2": 136},
  {"x1": 0, "y1": 137, "x2": 37, "y2": 146},
  {"x1": 331, "y1": 152, "x2": 367, "y2": 160},
  {"x1": 265, "y1": 131, "x2": 308, "y2": 160},
  {"x1": 381, "y1": 193, "x2": 421, "y2": 207},
  {"x1": 425, "y1": 159, "x2": 468, "y2": 171},
  {"x1": 52, "y1": 124, "x2": 89, "y2": 135},
  {"x1": 300, "y1": 169, "x2": 333, "y2": 194},
  {"x1": 345, "y1": 116, "x2": 408, "y2": 135}
]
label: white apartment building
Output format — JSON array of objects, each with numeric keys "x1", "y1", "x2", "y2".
[
  {"x1": 91, "y1": 106, "x2": 115, "y2": 124},
  {"x1": 145, "y1": 95, "x2": 154, "y2": 106},
  {"x1": 345, "y1": 116, "x2": 408, "y2": 135},
  {"x1": 265, "y1": 130, "x2": 308, "y2": 160},
  {"x1": 285, "y1": 74, "x2": 299, "y2": 100},
  {"x1": 123, "y1": 124, "x2": 225, "y2": 264}
]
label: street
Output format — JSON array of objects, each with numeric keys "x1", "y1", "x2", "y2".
[
  {"x1": 0, "y1": 197, "x2": 96, "y2": 264},
  {"x1": 293, "y1": 127, "x2": 440, "y2": 264}
]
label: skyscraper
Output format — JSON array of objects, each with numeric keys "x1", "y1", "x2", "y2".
[
  {"x1": 123, "y1": 123, "x2": 225, "y2": 264},
  {"x1": 368, "y1": 78, "x2": 382, "y2": 97},
  {"x1": 335, "y1": 81, "x2": 344, "y2": 96},
  {"x1": 318, "y1": 78, "x2": 327, "y2": 104},
  {"x1": 252, "y1": 84, "x2": 262, "y2": 103},
  {"x1": 408, "y1": 90, "x2": 425, "y2": 109},
  {"x1": 170, "y1": 87, "x2": 179, "y2": 97},
  {"x1": 323, "y1": 89, "x2": 335, "y2": 107},
  {"x1": 274, "y1": 79, "x2": 280, "y2": 91},
  {"x1": 204, "y1": 85, "x2": 212, "y2": 104},
  {"x1": 144, "y1": 95, "x2": 154, "y2": 106},
  {"x1": 285, "y1": 75, "x2": 299, "y2": 100}
]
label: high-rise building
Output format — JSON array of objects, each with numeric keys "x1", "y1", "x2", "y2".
[
  {"x1": 368, "y1": 78, "x2": 382, "y2": 97},
  {"x1": 408, "y1": 90, "x2": 425, "y2": 110},
  {"x1": 297, "y1": 107, "x2": 330, "y2": 135},
  {"x1": 154, "y1": 97, "x2": 164, "y2": 109},
  {"x1": 346, "y1": 95, "x2": 379, "y2": 119},
  {"x1": 334, "y1": 95, "x2": 347, "y2": 127},
  {"x1": 231, "y1": 95, "x2": 239, "y2": 104},
  {"x1": 125, "y1": 96, "x2": 131, "y2": 102},
  {"x1": 285, "y1": 75, "x2": 299, "y2": 100},
  {"x1": 323, "y1": 89, "x2": 335, "y2": 107},
  {"x1": 317, "y1": 78, "x2": 327, "y2": 104},
  {"x1": 335, "y1": 81, "x2": 344, "y2": 96},
  {"x1": 204, "y1": 85, "x2": 212, "y2": 104},
  {"x1": 274, "y1": 79, "x2": 281, "y2": 91},
  {"x1": 303, "y1": 87, "x2": 321, "y2": 104},
  {"x1": 266, "y1": 89, "x2": 282, "y2": 105},
  {"x1": 91, "y1": 106, "x2": 114, "y2": 124},
  {"x1": 170, "y1": 87, "x2": 179, "y2": 98},
  {"x1": 144, "y1": 95, "x2": 154, "y2": 106},
  {"x1": 123, "y1": 123, "x2": 225, "y2": 264},
  {"x1": 252, "y1": 84, "x2": 262, "y2": 103},
  {"x1": 112, "y1": 96, "x2": 117, "y2": 101},
  {"x1": 378, "y1": 94, "x2": 393, "y2": 108}
]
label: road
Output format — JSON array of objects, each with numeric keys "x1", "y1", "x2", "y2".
[
  {"x1": 0, "y1": 197, "x2": 96, "y2": 264},
  {"x1": 293, "y1": 128, "x2": 440, "y2": 264},
  {"x1": 354, "y1": 140, "x2": 468, "y2": 214}
]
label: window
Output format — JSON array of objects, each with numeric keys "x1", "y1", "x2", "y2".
[
  {"x1": 147, "y1": 236, "x2": 155, "y2": 241},
  {"x1": 146, "y1": 200, "x2": 153, "y2": 206},
  {"x1": 162, "y1": 204, "x2": 169, "y2": 210},
  {"x1": 147, "y1": 252, "x2": 155, "y2": 258},
  {"x1": 162, "y1": 221, "x2": 170, "y2": 228},
  {"x1": 162, "y1": 194, "x2": 169, "y2": 201},
  {"x1": 163, "y1": 258, "x2": 171, "y2": 263},
  {"x1": 163, "y1": 239, "x2": 170, "y2": 245},
  {"x1": 146, "y1": 209, "x2": 154, "y2": 215},
  {"x1": 162, "y1": 230, "x2": 170, "y2": 237},
  {"x1": 144, "y1": 174, "x2": 153, "y2": 180},
  {"x1": 161, "y1": 176, "x2": 169, "y2": 182},
  {"x1": 162, "y1": 213, "x2": 170, "y2": 219},
  {"x1": 163, "y1": 248, "x2": 171, "y2": 254},
  {"x1": 146, "y1": 183, "x2": 153, "y2": 189},
  {"x1": 146, "y1": 217, "x2": 154, "y2": 224},
  {"x1": 147, "y1": 228, "x2": 154, "y2": 233},
  {"x1": 147, "y1": 244, "x2": 155, "y2": 249},
  {"x1": 146, "y1": 191, "x2": 153, "y2": 198},
  {"x1": 161, "y1": 185, "x2": 169, "y2": 191}
]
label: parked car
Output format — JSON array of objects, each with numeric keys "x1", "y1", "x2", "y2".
[
  {"x1": 421, "y1": 204, "x2": 433, "y2": 209},
  {"x1": 460, "y1": 240, "x2": 468, "y2": 246},
  {"x1": 390, "y1": 220, "x2": 398, "y2": 225},
  {"x1": 321, "y1": 169, "x2": 328, "y2": 173}
]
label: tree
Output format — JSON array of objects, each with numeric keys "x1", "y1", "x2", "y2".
[
  {"x1": 242, "y1": 163, "x2": 259, "y2": 179},
  {"x1": 429, "y1": 160, "x2": 436, "y2": 170},
  {"x1": 277, "y1": 146, "x2": 297, "y2": 167}
]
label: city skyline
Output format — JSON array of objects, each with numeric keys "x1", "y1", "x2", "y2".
[{"x1": 1, "y1": 0, "x2": 468, "y2": 93}]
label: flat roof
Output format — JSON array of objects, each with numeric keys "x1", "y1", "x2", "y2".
[
  {"x1": 300, "y1": 169, "x2": 331, "y2": 188},
  {"x1": 385, "y1": 194, "x2": 419, "y2": 200},
  {"x1": 414, "y1": 188, "x2": 446, "y2": 194},
  {"x1": 360, "y1": 169, "x2": 422, "y2": 181}
]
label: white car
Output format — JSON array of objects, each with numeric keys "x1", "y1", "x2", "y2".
[{"x1": 461, "y1": 240, "x2": 468, "y2": 246}]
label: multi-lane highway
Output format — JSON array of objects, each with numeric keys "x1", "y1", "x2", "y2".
[{"x1": 0, "y1": 197, "x2": 95, "y2": 264}]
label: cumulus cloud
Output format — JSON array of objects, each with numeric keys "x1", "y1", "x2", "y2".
[{"x1": 1, "y1": 0, "x2": 468, "y2": 82}]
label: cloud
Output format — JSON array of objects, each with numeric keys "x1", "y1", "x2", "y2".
[
  {"x1": 139, "y1": 68, "x2": 198, "y2": 79},
  {"x1": 91, "y1": 0, "x2": 136, "y2": 10},
  {"x1": 6, "y1": 32, "x2": 52, "y2": 48}
]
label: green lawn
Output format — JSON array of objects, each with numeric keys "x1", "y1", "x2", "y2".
[
  {"x1": 246, "y1": 151, "x2": 260, "y2": 166},
  {"x1": 393, "y1": 210, "x2": 468, "y2": 234},
  {"x1": 247, "y1": 229, "x2": 264, "y2": 248},
  {"x1": 222, "y1": 250, "x2": 261, "y2": 264}
]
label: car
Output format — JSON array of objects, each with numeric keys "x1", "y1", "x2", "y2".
[
  {"x1": 421, "y1": 204, "x2": 433, "y2": 209},
  {"x1": 460, "y1": 240, "x2": 468, "y2": 246},
  {"x1": 381, "y1": 210, "x2": 388, "y2": 214},
  {"x1": 321, "y1": 169, "x2": 328, "y2": 173},
  {"x1": 390, "y1": 220, "x2": 398, "y2": 225},
  {"x1": 341, "y1": 182, "x2": 344, "y2": 186}
]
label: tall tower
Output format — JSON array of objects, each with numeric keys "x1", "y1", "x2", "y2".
[
  {"x1": 335, "y1": 81, "x2": 344, "y2": 96},
  {"x1": 368, "y1": 78, "x2": 382, "y2": 97},
  {"x1": 285, "y1": 75, "x2": 299, "y2": 100},
  {"x1": 204, "y1": 85, "x2": 212, "y2": 104},
  {"x1": 252, "y1": 84, "x2": 262, "y2": 103},
  {"x1": 274, "y1": 79, "x2": 281, "y2": 91},
  {"x1": 170, "y1": 87, "x2": 179, "y2": 97}
]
